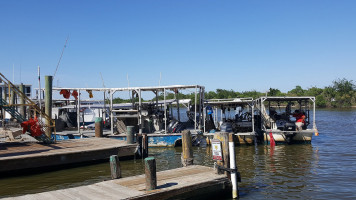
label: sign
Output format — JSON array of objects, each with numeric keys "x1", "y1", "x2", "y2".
[{"x1": 211, "y1": 139, "x2": 223, "y2": 161}]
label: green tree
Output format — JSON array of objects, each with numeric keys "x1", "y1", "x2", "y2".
[
  {"x1": 332, "y1": 78, "x2": 356, "y2": 107},
  {"x1": 323, "y1": 86, "x2": 336, "y2": 107},
  {"x1": 240, "y1": 90, "x2": 263, "y2": 99},
  {"x1": 305, "y1": 87, "x2": 323, "y2": 97},
  {"x1": 268, "y1": 88, "x2": 283, "y2": 96},
  {"x1": 315, "y1": 95, "x2": 327, "y2": 107},
  {"x1": 288, "y1": 85, "x2": 305, "y2": 96}
]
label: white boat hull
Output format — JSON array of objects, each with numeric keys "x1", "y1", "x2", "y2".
[{"x1": 264, "y1": 129, "x2": 314, "y2": 144}]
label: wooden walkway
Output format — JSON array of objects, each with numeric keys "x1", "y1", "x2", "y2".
[
  {"x1": 0, "y1": 138, "x2": 138, "y2": 173},
  {"x1": 4, "y1": 165, "x2": 229, "y2": 200}
]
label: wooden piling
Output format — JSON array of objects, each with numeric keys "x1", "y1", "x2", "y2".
[
  {"x1": 214, "y1": 132, "x2": 230, "y2": 176},
  {"x1": 181, "y1": 130, "x2": 194, "y2": 166},
  {"x1": 142, "y1": 133, "x2": 148, "y2": 158},
  {"x1": 127, "y1": 125, "x2": 134, "y2": 144},
  {"x1": 44, "y1": 76, "x2": 53, "y2": 138},
  {"x1": 10, "y1": 89, "x2": 16, "y2": 121},
  {"x1": 110, "y1": 155, "x2": 121, "y2": 179},
  {"x1": 19, "y1": 83, "x2": 26, "y2": 118},
  {"x1": 10, "y1": 89, "x2": 15, "y2": 105},
  {"x1": 95, "y1": 117, "x2": 103, "y2": 137},
  {"x1": 144, "y1": 157, "x2": 157, "y2": 191}
]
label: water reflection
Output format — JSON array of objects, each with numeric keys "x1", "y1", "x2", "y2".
[{"x1": 233, "y1": 144, "x2": 318, "y2": 199}]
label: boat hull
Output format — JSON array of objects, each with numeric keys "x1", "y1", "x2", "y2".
[
  {"x1": 264, "y1": 129, "x2": 314, "y2": 144},
  {"x1": 108, "y1": 133, "x2": 183, "y2": 147}
]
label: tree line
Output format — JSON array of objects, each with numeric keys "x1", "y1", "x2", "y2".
[{"x1": 112, "y1": 78, "x2": 356, "y2": 108}]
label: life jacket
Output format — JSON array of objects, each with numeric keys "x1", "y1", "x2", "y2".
[
  {"x1": 60, "y1": 89, "x2": 71, "y2": 99},
  {"x1": 72, "y1": 90, "x2": 78, "y2": 100},
  {"x1": 86, "y1": 90, "x2": 93, "y2": 98},
  {"x1": 20, "y1": 117, "x2": 43, "y2": 137}
]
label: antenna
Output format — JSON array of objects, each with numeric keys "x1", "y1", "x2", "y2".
[
  {"x1": 100, "y1": 72, "x2": 107, "y2": 117},
  {"x1": 100, "y1": 72, "x2": 106, "y2": 88},
  {"x1": 127, "y1": 73, "x2": 131, "y2": 99},
  {"x1": 13, "y1": 64, "x2": 15, "y2": 83},
  {"x1": 20, "y1": 64, "x2": 22, "y2": 83},
  {"x1": 159, "y1": 72, "x2": 162, "y2": 86},
  {"x1": 54, "y1": 35, "x2": 69, "y2": 78}
]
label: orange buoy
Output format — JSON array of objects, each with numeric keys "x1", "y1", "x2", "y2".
[{"x1": 315, "y1": 129, "x2": 319, "y2": 136}]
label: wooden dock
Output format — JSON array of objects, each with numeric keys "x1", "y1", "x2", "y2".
[
  {"x1": 0, "y1": 138, "x2": 138, "y2": 173},
  {"x1": 4, "y1": 165, "x2": 230, "y2": 200}
]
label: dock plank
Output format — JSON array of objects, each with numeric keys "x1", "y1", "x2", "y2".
[
  {"x1": 0, "y1": 138, "x2": 138, "y2": 172},
  {"x1": 4, "y1": 165, "x2": 229, "y2": 200}
]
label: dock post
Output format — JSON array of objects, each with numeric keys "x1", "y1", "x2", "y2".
[
  {"x1": 145, "y1": 157, "x2": 157, "y2": 191},
  {"x1": 229, "y1": 133, "x2": 239, "y2": 199},
  {"x1": 181, "y1": 130, "x2": 193, "y2": 166},
  {"x1": 214, "y1": 132, "x2": 230, "y2": 176},
  {"x1": 95, "y1": 117, "x2": 103, "y2": 137},
  {"x1": 44, "y1": 76, "x2": 53, "y2": 138},
  {"x1": 127, "y1": 125, "x2": 134, "y2": 144},
  {"x1": 19, "y1": 83, "x2": 26, "y2": 119},
  {"x1": 142, "y1": 133, "x2": 148, "y2": 158},
  {"x1": 0, "y1": 87, "x2": 4, "y2": 129},
  {"x1": 110, "y1": 155, "x2": 121, "y2": 179}
]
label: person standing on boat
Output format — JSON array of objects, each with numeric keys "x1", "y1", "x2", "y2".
[{"x1": 292, "y1": 110, "x2": 305, "y2": 131}]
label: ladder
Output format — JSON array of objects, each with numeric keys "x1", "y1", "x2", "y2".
[
  {"x1": 0, "y1": 97, "x2": 26, "y2": 122},
  {"x1": 0, "y1": 73, "x2": 56, "y2": 141}
]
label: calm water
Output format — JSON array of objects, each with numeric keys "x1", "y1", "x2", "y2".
[{"x1": 0, "y1": 109, "x2": 356, "y2": 199}]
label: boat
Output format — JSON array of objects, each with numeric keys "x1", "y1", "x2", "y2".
[
  {"x1": 254, "y1": 96, "x2": 317, "y2": 144},
  {"x1": 49, "y1": 85, "x2": 205, "y2": 147},
  {"x1": 203, "y1": 98, "x2": 256, "y2": 145},
  {"x1": 51, "y1": 100, "x2": 110, "y2": 131}
]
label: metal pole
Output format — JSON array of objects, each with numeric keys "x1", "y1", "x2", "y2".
[
  {"x1": 1, "y1": 87, "x2": 4, "y2": 128},
  {"x1": 38, "y1": 66, "x2": 42, "y2": 115},
  {"x1": 164, "y1": 88, "x2": 167, "y2": 134},
  {"x1": 155, "y1": 90, "x2": 158, "y2": 109},
  {"x1": 203, "y1": 107, "x2": 206, "y2": 133},
  {"x1": 313, "y1": 98, "x2": 316, "y2": 130},
  {"x1": 251, "y1": 104, "x2": 255, "y2": 132},
  {"x1": 252, "y1": 104, "x2": 256, "y2": 145},
  {"x1": 78, "y1": 89, "x2": 82, "y2": 136},
  {"x1": 194, "y1": 86, "x2": 197, "y2": 132},
  {"x1": 176, "y1": 90, "x2": 180, "y2": 122},
  {"x1": 110, "y1": 90, "x2": 114, "y2": 135},
  {"x1": 198, "y1": 87, "x2": 202, "y2": 129},
  {"x1": 201, "y1": 87, "x2": 205, "y2": 130},
  {"x1": 139, "y1": 89, "x2": 142, "y2": 134},
  {"x1": 229, "y1": 134, "x2": 239, "y2": 198}
]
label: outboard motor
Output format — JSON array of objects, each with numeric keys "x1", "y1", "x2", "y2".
[
  {"x1": 284, "y1": 122, "x2": 296, "y2": 131},
  {"x1": 220, "y1": 122, "x2": 233, "y2": 132}
]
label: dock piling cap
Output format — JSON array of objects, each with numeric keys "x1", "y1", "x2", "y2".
[
  {"x1": 145, "y1": 157, "x2": 155, "y2": 161},
  {"x1": 95, "y1": 117, "x2": 103, "y2": 123}
]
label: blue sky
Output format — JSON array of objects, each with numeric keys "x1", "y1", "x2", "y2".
[{"x1": 1, "y1": 0, "x2": 355, "y2": 97}]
